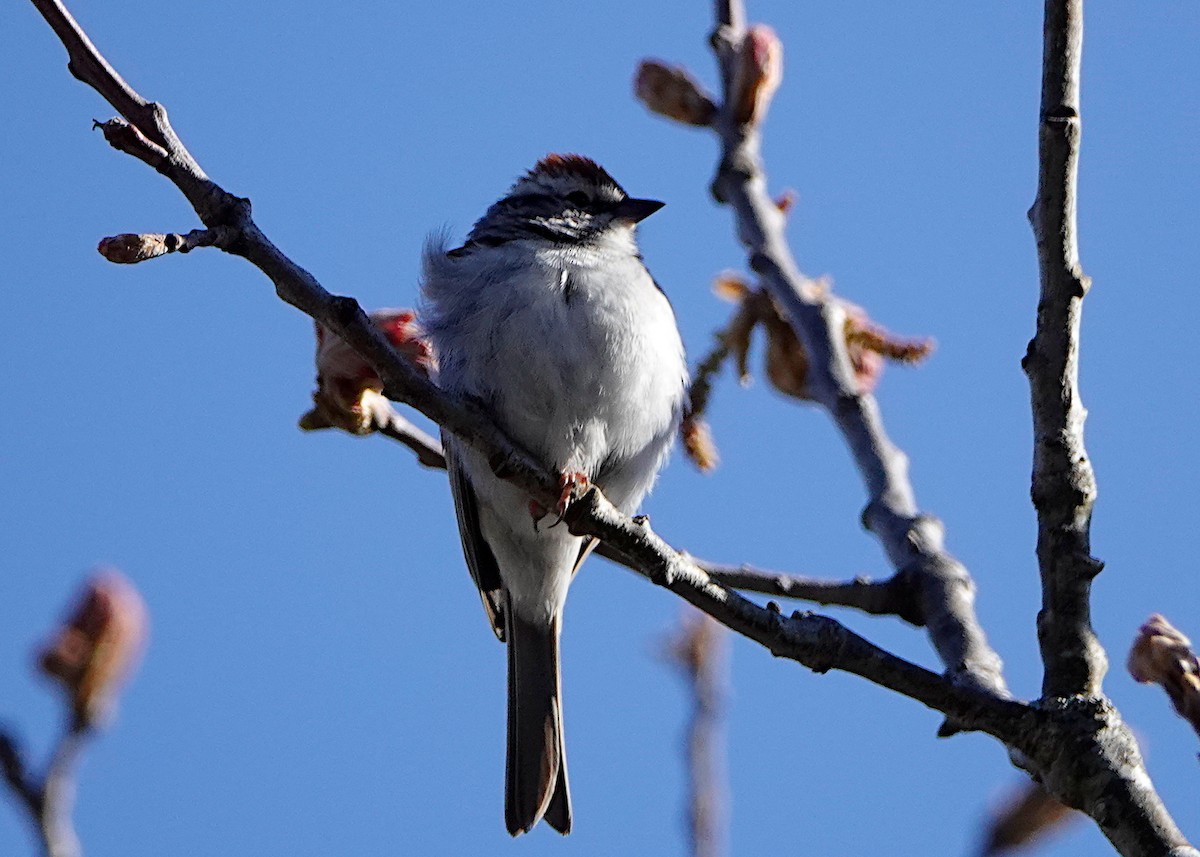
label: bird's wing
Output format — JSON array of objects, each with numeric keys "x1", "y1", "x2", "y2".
[{"x1": 443, "y1": 436, "x2": 507, "y2": 641}]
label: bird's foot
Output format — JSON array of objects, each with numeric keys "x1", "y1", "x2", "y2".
[{"x1": 552, "y1": 471, "x2": 590, "y2": 525}]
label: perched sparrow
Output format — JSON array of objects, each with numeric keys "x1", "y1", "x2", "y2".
[{"x1": 421, "y1": 154, "x2": 687, "y2": 835}]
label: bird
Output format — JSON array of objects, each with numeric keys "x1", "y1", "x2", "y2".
[{"x1": 420, "y1": 154, "x2": 687, "y2": 836}]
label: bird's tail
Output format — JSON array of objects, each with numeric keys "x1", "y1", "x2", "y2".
[{"x1": 505, "y1": 604, "x2": 572, "y2": 836}]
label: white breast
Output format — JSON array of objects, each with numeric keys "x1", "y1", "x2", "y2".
[{"x1": 424, "y1": 234, "x2": 687, "y2": 507}]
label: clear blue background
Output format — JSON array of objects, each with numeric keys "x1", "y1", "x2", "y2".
[{"x1": 2, "y1": 2, "x2": 1198, "y2": 855}]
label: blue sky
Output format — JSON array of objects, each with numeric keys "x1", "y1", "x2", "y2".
[{"x1": 2, "y1": 1, "x2": 1198, "y2": 855}]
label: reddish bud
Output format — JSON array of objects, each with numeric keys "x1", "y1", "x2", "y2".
[
  {"x1": 635, "y1": 60, "x2": 718, "y2": 127},
  {"x1": 38, "y1": 571, "x2": 147, "y2": 728},
  {"x1": 98, "y1": 233, "x2": 172, "y2": 264},
  {"x1": 299, "y1": 309, "x2": 432, "y2": 435},
  {"x1": 730, "y1": 25, "x2": 783, "y2": 125},
  {"x1": 1128, "y1": 614, "x2": 1200, "y2": 738},
  {"x1": 681, "y1": 414, "x2": 720, "y2": 473}
]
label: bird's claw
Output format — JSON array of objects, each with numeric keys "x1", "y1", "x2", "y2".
[{"x1": 551, "y1": 471, "x2": 590, "y2": 527}]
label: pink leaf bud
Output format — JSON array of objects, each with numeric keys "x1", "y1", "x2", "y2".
[
  {"x1": 681, "y1": 414, "x2": 720, "y2": 473},
  {"x1": 730, "y1": 25, "x2": 783, "y2": 126},
  {"x1": 1128, "y1": 614, "x2": 1200, "y2": 738},
  {"x1": 299, "y1": 309, "x2": 431, "y2": 435},
  {"x1": 38, "y1": 571, "x2": 147, "y2": 729},
  {"x1": 98, "y1": 233, "x2": 173, "y2": 264},
  {"x1": 635, "y1": 60, "x2": 718, "y2": 127},
  {"x1": 774, "y1": 189, "x2": 797, "y2": 216}
]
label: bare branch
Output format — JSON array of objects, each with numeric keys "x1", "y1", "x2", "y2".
[
  {"x1": 1024, "y1": 0, "x2": 1105, "y2": 701},
  {"x1": 0, "y1": 730, "x2": 41, "y2": 818},
  {"x1": 561, "y1": 489, "x2": 1030, "y2": 744},
  {"x1": 375, "y1": 410, "x2": 447, "y2": 470},
  {"x1": 697, "y1": 0, "x2": 1008, "y2": 702},
  {"x1": 31, "y1": 1, "x2": 225, "y2": 233},
  {"x1": 28, "y1": 2, "x2": 557, "y2": 506},
  {"x1": 93, "y1": 118, "x2": 166, "y2": 169},
  {"x1": 36, "y1": 724, "x2": 89, "y2": 857},
  {"x1": 696, "y1": 559, "x2": 923, "y2": 626},
  {"x1": 2, "y1": 703, "x2": 94, "y2": 857},
  {"x1": 684, "y1": 335, "x2": 731, "y2": 427},
  {"x1": 360, "y1": 421, "x2": 884, "y2": 620},
  {"x1": 34, "y1": 1, "x2": 156, "y2": 145},
  {"x1": 97, "y1": 227, "x2": 236, "y2": 264},
  {"x1": 1007, "y1": 3, "x2": 1198, "y2": 855}
]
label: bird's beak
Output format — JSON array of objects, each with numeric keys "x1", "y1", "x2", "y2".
[{"x1": 613, "y1": 197, "x2": 665, "y2": 223}]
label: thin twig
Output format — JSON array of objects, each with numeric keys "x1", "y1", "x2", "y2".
[
  {"x1": 97, "y1": 226, "x2": 235, "y2": 264},
  {"x1": 696, "y1": 560, "x2": 922, "y2": 626},
  {"x1": 1024, "y1": 0, "x2": 1104, "y2": 701},
  {"x1": 685, "y1": 336, "x2": 731, "y2": 424},
  {"x1": 0, "y1": 721, "x2": 91, "y2": 857},
  {"x1": 1011, "y1": 2, "x2": 1196, "y2": 855},
  {"x1": 37, "y1": 723, "x2": 89, "y2": 857},
  {"x1": 28, "y1": 1, "x2": 555, "y2": 505},
  {"x1": 376, "y1": 409, "x2": 447, "y2": 469},
  {"x1": 561, "y1": 489, "x2": 1032, "y2": 745},
  {"x1": 0, "y1": 729, "x2": 41, "y2": 818}
]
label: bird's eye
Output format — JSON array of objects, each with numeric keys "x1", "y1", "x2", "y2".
[{"x1": 565, "y1": 191, "x2": 591, "y2": 208}]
